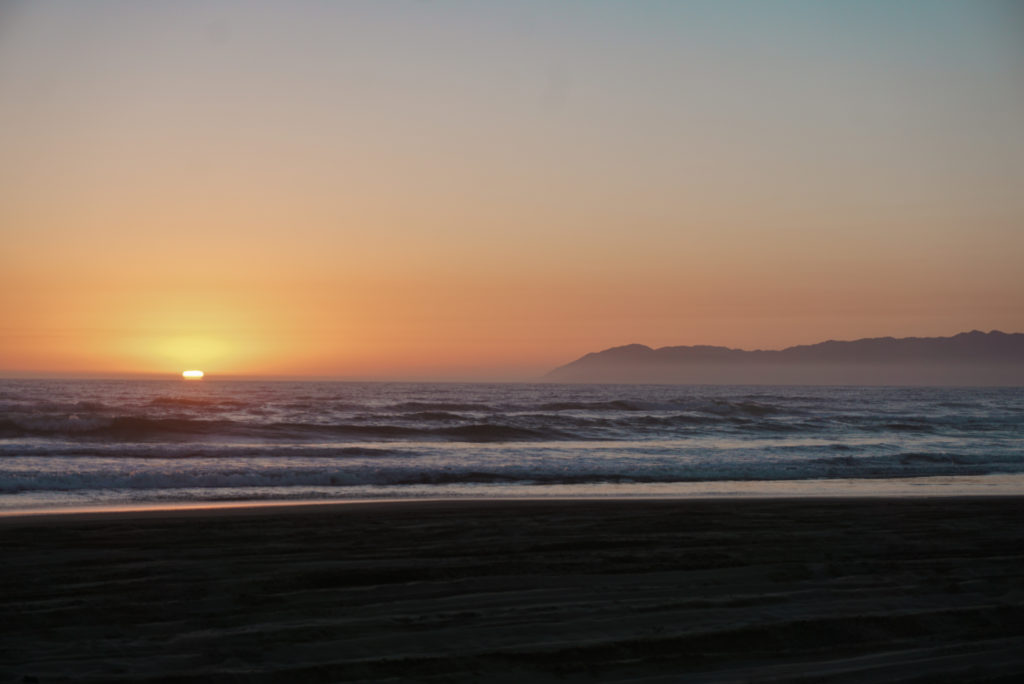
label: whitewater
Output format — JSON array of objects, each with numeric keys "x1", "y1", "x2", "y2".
[{"x1": 1, "y1": 379, "x2": 1022, "y2": 511}]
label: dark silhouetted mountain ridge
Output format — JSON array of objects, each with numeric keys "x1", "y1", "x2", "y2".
[{"x1": 546, "y1": 331, "x2": 1024, "y2": 386}]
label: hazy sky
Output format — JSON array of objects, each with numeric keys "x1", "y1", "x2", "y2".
[{"x1": 2, "y1": 0, "x2": 1023, "y2": 379}]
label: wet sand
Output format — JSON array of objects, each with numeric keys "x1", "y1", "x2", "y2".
[{"x1": 2, "y1": 497, "x2": 1024, "y2": 682}]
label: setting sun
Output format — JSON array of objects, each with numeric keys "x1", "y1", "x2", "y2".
[{"x1": 182, "y1": 370, "x2": 204, "y2": 380}]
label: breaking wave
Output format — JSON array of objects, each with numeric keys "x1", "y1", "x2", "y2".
[
  {"x1": 3, "y1": 450, "x2": 1021, "y2": 494},
  {"x1": 0, "y1": 416, "x2": 571, "y2": 442}
]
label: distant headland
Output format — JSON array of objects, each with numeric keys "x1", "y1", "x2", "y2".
[{"x1": 546, "y1": 331, "x2": 1024, "y2": 386}]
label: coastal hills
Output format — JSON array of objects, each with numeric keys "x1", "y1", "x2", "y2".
[{"x1": 546, "y1": 331, "x2": 1024, "y2": 386}]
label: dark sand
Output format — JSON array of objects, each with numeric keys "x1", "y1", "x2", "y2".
[{"x1": 2, "y1": 497, "x2": 1024, "y2": 683}]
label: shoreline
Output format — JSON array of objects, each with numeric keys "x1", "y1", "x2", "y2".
[
  {"x1": 3, "y1": 489, "x2": 1024, "y2": 523},
  {"x1": 5, "y1": 472, "x2": 1024, "y2": 519}
]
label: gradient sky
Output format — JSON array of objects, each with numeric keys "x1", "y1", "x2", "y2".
[{"x1": 2, "y1": 0, "x2": 1023, "y2": 379}]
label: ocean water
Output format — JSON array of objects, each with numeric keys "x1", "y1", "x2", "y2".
[{"x1": 1, "y1": 379, "x2": 1022, "y2": 511}]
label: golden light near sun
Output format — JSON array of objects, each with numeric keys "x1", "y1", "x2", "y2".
[
  {"x1": 182, "y1": 370, "x2": 205, "y2": 379},
  {"x1": 152, "y1": 335, "x2": 231, "y2": 373}
]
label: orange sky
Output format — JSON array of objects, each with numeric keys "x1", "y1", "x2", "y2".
[{"x1": 2, "y1": 2, "x2": 1023, "y2": 379}]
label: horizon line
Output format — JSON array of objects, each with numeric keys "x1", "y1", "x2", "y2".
[{"x1": 3, "y1": 329, "x2": 1019, "y2": 382}]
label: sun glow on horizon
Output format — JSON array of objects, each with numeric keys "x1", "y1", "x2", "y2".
[{"x1": 182, "y1": 370, "x2": 204, "y2": 379}]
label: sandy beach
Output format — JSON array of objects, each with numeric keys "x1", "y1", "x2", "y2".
[{"x1": 3, "y1": 497, "x2": 1023, "y2": 683}]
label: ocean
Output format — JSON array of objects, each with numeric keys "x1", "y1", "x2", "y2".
[{"x1": 1, "y1": 379, "x2": 1022, "y2": 511}]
